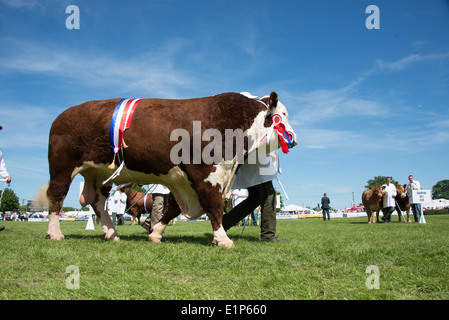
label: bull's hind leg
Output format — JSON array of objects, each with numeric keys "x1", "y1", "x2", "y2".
[
  {"x1": 46, "y1": 134, "x2": 79, "y2": 240},
  {"x1": 148, "y1": 193, "x2": 180, "y2": 243},
  {"x1": 46, "y1": 181, "x2": 68, "y2": 240},
  {"x1": 46, "y1": 168, "x2": 73, "y2": 240},
  {"x1": 82, "y1": 173, "x2": 119, "y2": 241}
]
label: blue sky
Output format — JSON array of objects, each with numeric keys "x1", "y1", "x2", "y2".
[{"x1": 0, "y1": 0, "x2": 448, "y2": 210}]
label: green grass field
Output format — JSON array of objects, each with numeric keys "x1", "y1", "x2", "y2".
[{"x1": 1, "y1": 215, "x2": 448, "y2": 300}]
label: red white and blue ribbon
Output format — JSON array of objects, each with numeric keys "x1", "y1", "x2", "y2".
[
  {"x1": 109, "y1": 98, "x2": 142, "y2": 153},
  {"x1": 261, "y1": 114, "x2": 295, "y2": 154}
]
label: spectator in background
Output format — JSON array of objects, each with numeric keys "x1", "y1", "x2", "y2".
[
  {"x1": 1, "y1": 125, "x2": 12, "y2": 232},
  {"x1": 407, "y1": 175, "x2": 422, "y2": 222},
  {"x1": 141, "y1": 184, "x2": 170, "y2": 233},
  {"x1": 321, "y1": 193, "x2": 331, "y2": 221},
  {"x1": 382, "y1": 177, "x2": 397, "y2": 223}
]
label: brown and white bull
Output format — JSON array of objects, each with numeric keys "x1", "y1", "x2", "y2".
[
  {"x1": 38, "y1": 92, "x2": 297, "y2": 247},
  {"x1": 394, "y1": 184, "x2": 412, "y2": 222},
  {"x1": 361, "y1": 185, "x2": 384, "y2": 224}
]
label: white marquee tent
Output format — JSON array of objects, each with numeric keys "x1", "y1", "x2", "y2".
[{"x1": 282, "y1": 204, "x2": 317, "y2": 214}]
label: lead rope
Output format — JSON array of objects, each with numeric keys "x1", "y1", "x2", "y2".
[{"x1": 0, "y1": 179, "x2": 9, "y2": 203}]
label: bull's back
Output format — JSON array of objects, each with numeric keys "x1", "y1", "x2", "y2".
[
  {"x1": 48, "y1": 99, "x2": 120, "y2": 166},
  {"x1": 50, "y1": 99, "x2": 119, "y2": 137}
]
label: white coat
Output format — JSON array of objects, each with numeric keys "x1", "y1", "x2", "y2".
[
  {"x1": 232, "y1": 152, "x2": 278, "y2": 189},
  {"x1": 231, "y1": 189, "x2": 248, "y2": 207},
  {"x1": 382, "y1": 183, "x2": 397, "y2": 208},
  {"x1": 0, "y1": 149, "x2": 9, "y2": 179},
  {"x1": 109, "y1": 190, "x2": 127, "y2": 214},
  {"x1": 148, "y1": 184, "x2": 170, "y2": 194}
]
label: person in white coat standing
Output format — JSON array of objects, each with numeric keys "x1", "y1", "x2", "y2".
[
  {"x1": 0, "y1": 125, "x2": 12, "y2": 232},
  {"x1": 381, "y1": 177, "x2": 397, "y2": 223},
  {"x1": 406, "y1": 175, "x2": 422, "y2": 222}
]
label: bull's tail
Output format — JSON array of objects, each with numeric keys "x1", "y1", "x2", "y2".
[{"x1": 35, "y1": 183, "x2": 52, "y2": 210}]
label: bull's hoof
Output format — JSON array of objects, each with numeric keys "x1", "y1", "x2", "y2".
[
  {"x1": 45, "y1": 232, "x2": 65, "y2": 240},
  {"x1": 104, "y1": 228, "x2": 119, "y2": 241},
  {"x1": 148, "y1": 234, "x2": 162, "y2": 243},
  {"x1": 212, "y1": 238, "x2": 235, "y2": 248}
]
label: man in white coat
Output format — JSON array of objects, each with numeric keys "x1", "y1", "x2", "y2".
[
  {"x1": 108, "y1": 188, "x2": 126, "y2": 225},
  {"x1": 406, "y1": 175, "x2": 422, "y2": 222},
  {"x1": 0, "y1": 125, "x2": 12, "y2": 232},
  {"x1": 381, "y1": 177, "x2": 397, "y2": 223},
  {"x1": 222, "y1": 152, "x2": 287, "y2": 242}
]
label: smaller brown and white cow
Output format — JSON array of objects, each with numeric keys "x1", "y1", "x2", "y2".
[
  {"x1": 361, "y1": 185, "x2": 384, "y2": 224},
  {"x1": 123, "y1": 189, "x2": 153, "y2": 226},
  {"x1": 394, "y1": 184, "x2": 412, "y2": 223}
]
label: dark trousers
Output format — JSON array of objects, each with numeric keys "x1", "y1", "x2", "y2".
[
  {"x1": 222, "y1": 181, "x2": 276, "y2": 241},
  {"x1": 411, "y1": 203, "x2": 422, "y2": 222},
  {"x1": 383, "y1": 206, "x2": 394, "y2": 222},
  {"x1": 322, "y1": 208, "x2": 330, "y2": 221}
]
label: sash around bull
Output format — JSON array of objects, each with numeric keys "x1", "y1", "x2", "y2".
[{"x1": 37, "y1": 92, "x2": 297, "y2": 247}]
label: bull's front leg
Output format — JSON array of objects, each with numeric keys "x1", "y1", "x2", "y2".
[
  {"x1": 202, "y1": 193, "x2": 234, "y2": 248},
  {"x1": 406, "y1": 208, "x2": 412, "y2": 222},
  {"x1": 366, "y1": 210, "x2": 372, "y2": 224},
  {"x1": 211, "y1": 220, "x2": 234, "y2": 248},
  {"x1": 208, "y1": 206, "x2": 234, "y2": 247}
]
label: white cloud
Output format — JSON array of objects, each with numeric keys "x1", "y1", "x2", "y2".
[
  {"x1": 0, "y1": 38, "x2": 200, "y2": 98},
  {"x1": 0, "y1": 104, "x2": 54, "y2": 150},
  {"x1": 0, "y1": 0, "x2": 40, "y2": 9},
  {"x1": 286, "y1": 77, "x2": 386, "y2": 128},
  {"x1": 376, "y1": 52, "x2": 449, "y2": 71}
]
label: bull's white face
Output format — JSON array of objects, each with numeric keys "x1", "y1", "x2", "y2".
[
  {"x1": 263, "y1": 97, "x2": 297, "y2": 155},
  {"x1": 271, "y1": 100, "x2": 297, "y2": 148}
]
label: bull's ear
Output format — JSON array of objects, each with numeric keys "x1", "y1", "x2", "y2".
[
  {"x1": 403, "y1": 184, "x2": 407, "y2": 188},
  {"x1": 269, "y1": 92, "x2": 278, "y2": 110}
]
